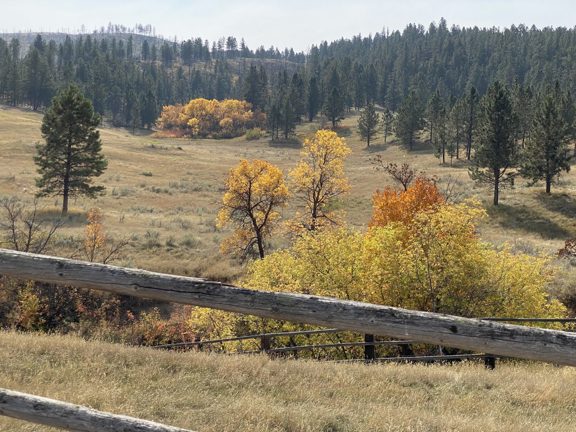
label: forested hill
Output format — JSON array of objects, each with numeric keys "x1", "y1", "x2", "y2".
[{"x1": 1, "y1": 19, "x2": 576, "y2": 127}]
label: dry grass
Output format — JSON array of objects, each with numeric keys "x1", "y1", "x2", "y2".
[
  {"x1": 1, "y1": 107, "x2": 575, "y2": 279},
  {"x1": 1, "y1": 331, "x2": 576, "y2": 432}
]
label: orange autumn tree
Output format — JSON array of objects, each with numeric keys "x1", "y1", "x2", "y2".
[
  {"x1": 217, "y1": 160, "x2": 289, "y2": 259},
  {"x1": 369, "y1": 177, "x2": 445, "y2": 227}
]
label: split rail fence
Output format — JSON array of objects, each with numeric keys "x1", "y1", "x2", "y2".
[{"x1": 1, "y1": 249, "x2": 576, "y2": 431}]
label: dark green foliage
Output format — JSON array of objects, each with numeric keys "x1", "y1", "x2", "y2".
[
  {"x1": 35, "y1": 85, "x2": 108, "y2": 214},
  {"x1": 307, "y1": 76, "x2": 320, "y2": 121},
  {"x1": 357, "y1": 102, "x2": 380, "y2": 147},
  {"x1": 5, "y1": 21, "x2": 576, "y2": 134},
  {"x1": 427, "y1": 90, "x2": 444, "y2": 145},
  {"x1": 382, "y1": 107, "x2": 394, "y2": 145},
  {"x1": 520, "y1": 90, "x2": 572, "y2": 193},
  {"x1": 243, "y1": 65, "x2": 267, "y2": 111},
  {"x1": 469, "y1": 82, "x2": 517, "y2": 205},
  {"x1": 323, "y1": 68, "x2": 345, "y2": 128},
  {"x1": 394, "y1": 90, "x2": 424, "y2": 150},
  {"x1": 464, "y1": 87, "x2": 479, "y2": 160}
]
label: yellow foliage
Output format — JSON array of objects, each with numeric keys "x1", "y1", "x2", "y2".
[
  {"x1": 84, "y1": 208, "x2": 106, "y2": 262},
  {"x1": 156, "y1": 98, "x2": 263, "y2": 138},
  {"x1": 289, "y1": 130, "x2": 351, "y2": 232},
  {"x1": 217, "y1": 159, "x2": 289, "y2": 259},
  {"x1": 244, "y1": 202, "x2": 566, "y2": 319}
]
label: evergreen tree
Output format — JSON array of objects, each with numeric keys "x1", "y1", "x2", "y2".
[
  {"x1": 244, "y1": 65, "x2": 265, "y2": 111},
  {"x1": 395, "y1": 90, "x2": 424, "y2": 150},
  {"x1": 357, "y1": 102, "x2": 380, "y2": 147},
  {"x1": 521, "y1": 92, "x2": 572, "y2": 193},
  {"x1": 464, "y1": 87, "x2": 479, "y2": 160},
  {"x1": 35, "y1": 85, "x2": 108, "y2": 214},
  {"x1": 24, "y1": 43, "x2": 53, "y2": 110},
  {"x1": 448, "y1": 98, "x2": 467, "y2": 160},
  {"x1": 469, "y1": 82, "x2": 517, "y2": 205},
  {"x1": 323, "y1": 68, "x2": 345, "y2": 128},
  {"x1": 512, "y1": 83, "x2": 534, "y2": 148},
  {"x1": 382, "y1": 106, "x2": 394, "y2": 145},
  {"x1": 427, "y1": 90, "x2": 444, "y2": 144},
  {"x1": 432, "y1": 104, "x2": 448, "y2": 164},
  {"x1": 307, "y1": 76, "x2": 320, "y2": 121}
]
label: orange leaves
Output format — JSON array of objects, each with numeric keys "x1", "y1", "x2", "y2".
[
  {"x1": 369, "y1": 177, "x2": 445, "y2": 228},
  {"x1": 156, "y1": 98, "x2": 263, "y2": 138}
]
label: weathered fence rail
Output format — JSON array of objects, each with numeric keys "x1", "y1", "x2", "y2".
[
  {"x1": 1, "y1": 248, "x2": 576, "y2": 366},
  {"x1": 0, "y1": 388, "x2": 193, "y2": 432}
]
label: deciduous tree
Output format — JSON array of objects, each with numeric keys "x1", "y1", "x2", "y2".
[
  {"x1": 289, "y1": 130, "x2": 351, "y2": 232},
  {"x1": 217, "y1": 160, "x2": 289, "y2": 259}
]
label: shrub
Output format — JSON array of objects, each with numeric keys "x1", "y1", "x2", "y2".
[{"x1": 245, "y1": 127, "x2": 263, "y2": 140}]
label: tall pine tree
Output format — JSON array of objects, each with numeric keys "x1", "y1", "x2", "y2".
[
  {"x1": 469, "y1": 82, "x2": 517, "y2": 205},
  {"x1": 521, "y1": 91, "x2": 572, "y2": 193},
  {"x1": 35, "y1": 85, "x2": 108, "y2": 214}
]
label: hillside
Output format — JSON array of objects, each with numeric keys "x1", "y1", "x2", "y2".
[
  {"x1": 1, "y1": 331, "x2": 576, "y2": 431},
  {"x1": 0, "y1": 106, "x2": 575, "y2": 283}
]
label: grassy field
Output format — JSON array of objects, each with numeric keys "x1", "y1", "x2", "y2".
[
  {"x1": 1, "y1": 105, "x2": 575, "y2": 283},
  {"x1": 1, "y1": 108, "x2": 576, "y2": 431},
  {"x1": 1, "y1": 331, "x2": 576, "y2": 432}
]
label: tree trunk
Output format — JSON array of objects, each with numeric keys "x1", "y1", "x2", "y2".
[
  {"x1": 256, "y1": 230, "x2": 265, "y2": 259},
  {"x1": 493, "y1": 170, "x2": 500, "y2": 206},
  {"x1": 546, "y1": 175, "x2": 551, "y2": 194}
]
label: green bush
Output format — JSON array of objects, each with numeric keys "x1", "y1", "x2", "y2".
[{"x1": 245, "y1": 128, "x2": 263, "y2": 141}]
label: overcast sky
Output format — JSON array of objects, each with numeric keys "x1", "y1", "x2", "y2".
[{"x1": 2, "y1": 0, "x2": 576, "y2": 51}]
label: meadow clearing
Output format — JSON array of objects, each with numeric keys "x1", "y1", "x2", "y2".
[
  {"x1": 0, "y1": 105, "x2": 575, "y2": 282},
  {"x1": 1, "y1": 106, "x2": 576, "y2": 431}
]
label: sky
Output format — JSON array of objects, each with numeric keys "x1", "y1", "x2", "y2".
[{"x1": 2, "y1": 0, "x2": 576, "y2": 52}]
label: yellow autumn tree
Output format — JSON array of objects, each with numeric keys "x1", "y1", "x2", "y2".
[
  {"x1": 82, "y1": 208, "x2": 129, "y2": 264},
  {"x1": 84, "y1": 208, "x2": 106, "y2": 262},
  {"x1": 156, "y1": 98, "x2": 262, "y2": 138},
  {"x1": 289, "y1": 129, "x2": 351, "y2": 232},
  {"x1": 243, "y1": 202, "x2": 566, "y2": 319},
  {"x1": 217, "y1": 159, "x2": 289, "y2": 259}
]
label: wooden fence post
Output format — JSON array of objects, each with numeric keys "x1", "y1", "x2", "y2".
[
  {"x1": 364, "y1": 334, "x2": 375, "y2": 362},
  {"x1": 484, "y1": 355, "x2": 496, "y2": 370}
]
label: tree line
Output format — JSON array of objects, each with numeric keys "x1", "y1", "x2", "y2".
[{"x1": 4, "y1": 20, "x2": 576, "y2": 130}]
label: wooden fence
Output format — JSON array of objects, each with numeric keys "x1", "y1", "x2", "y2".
[
  {"x1": 2, "y1": 248, "x2": 576, "y2": 430},
  {"x1": 1, "y1": 249, "x2": 575, "y2": 365},
  {"x1": 0, "y1": 388, "x2": 193, "y2": 432},
  {"x1": 154, "y1": 318, "x2": 576, "y2": 369}
]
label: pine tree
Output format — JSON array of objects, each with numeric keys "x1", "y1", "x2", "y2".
[
  {"x1": 382, "y1": 107, "x2": 394, "y2": 145},
  {"x1": 395, "y1": 90, "x2": 424, "y2": 150},
  {"x1": 357, "y1": 102, "x2": 380, "y2": 147},
  {"x1": 323, "y1": 68, "x2": 345, "y2": 128},
  {"x1": 469, "y1": 82, "x2": 517, "y2": 205},
  {"x1": 35, "y1": 85, "x2": 108, "y2": 214},
  {"x1": 307, "y1": 76, "x2": 320, "y2": 122},
  {"x1": 521, "y1": 91, "x2": 572, "y2": 193},
  {"x1": 464, "y1": 87, "x2": 479, "y2": 160},
  {"x1": 427, "y1": 90, "x2": 444, "y2": 144}
]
